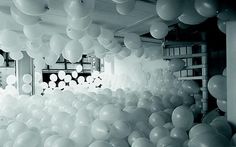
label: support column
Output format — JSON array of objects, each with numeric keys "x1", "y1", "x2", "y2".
[
  {"x1": 16, "y1": 51, "x2": 34, "y2": 95},
  {"x1": 201, "y1": 43, "x2": 208, "y2": 115},
  {"x1": 226, "y1": 21, "x2": 236, "y2": 128}
]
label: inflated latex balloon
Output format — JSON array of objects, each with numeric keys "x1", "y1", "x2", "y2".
[
  {"x1": 99, "y1": 104, "x2": 122, "y2": 123},
  {"x1": 189, "y1": 123, "x2": 216, "y2": 139},
  {"x1": 13, "y1": 130, "x2": 41, "y2": 147},
  {"x1": 112, "y1": 0, "x2": 128, "y2": 3},
  {"x1": 97, "y1": 27, "x2": 114, "y2": 47},
  {"x1": 149, "y1": 112, "x2": 166, "y2": 127},
  {"x1": 170, "y1": 127, "x2": 188, "y2": 142},
  {"x1": 156, "y1": 0, "x2": 185, "y2": 20},
  {"x1": 217, "y1": 19, "x2": 226, "y2": 34},
  {"x1": 124, "y1": 33, "x2": 141, "y2": 50},
  {"x1": 44, "y1": 135, "x2": 61, "y2": 147},
  {"x1": 188, "y1": 132, "x2": 230, "y2": 147},
  {"x1": 52, "y1": 137, "x2": 76, "y2": 147},
  {"x1": 222, "y1": 68, "x2": 226, "y2": 76},
  {"x1": 109, "y1": 139, "x2": 129, "y2": 147},
  {"x1": 79, "y1": 35, "x2": 93, "y2": 50},
  {"x1": 116, "y1": 0, "x2": 136, "y2": 15},
  {"x1": 6, "y1": 75, "x2": 17, "y2": 85},
  {"x1": 110, "y1": 120, "x2": 131, "y2": 139},
  {"x1": 132, "y1": 137, "x2": 154, "y2": 147},
  {"x1": 50, "y1": 34, "x2": 68, "y2": 55},
  {"x1": 66, "y1": 25, "x2": 84, "y2": 40},
  {"x1": 45, "y1": 52, "x2": 59, "y2": 66},
  {"x1": 118, "y1": 47, "x2": 131, "y2": 58},
  {"x1": 64, "y1": 75, "x2": 72, "y2": 83},
  {"x1": 91, "y1": 119, "x2": 110, "y2": 140},
  {"x1": 68, "y1": 16, "x2": 92, "y2": 31},
  {"x1": 172, "y1": 106, "x2": 194, "y2": 130},
  {"x1": 182, "y1": 80, "x2": 200, "y2": 94},
  {"x1": 149, "y1": 126, "x2": 169, "y2": 144},
  {"x1": 168, "y1": 59, "x2": 185, "y2": 72},
  {"x1": 23, "y1": 25, "x2": 43, "y2": 40},
  {"x1": 210, "y1": 117, "x2": 232, "y2": 139},
  {"x1": 23, "y1": 74, "x2": 32, "y2": 84},
  {"x1": 0, "y1": 30, "x2": 19, "y2": 48},
  {"x1": 9, "y1": 51, "x2": 23, "y2": 61},
  {"x1": 208, "y1": 75, "x2": 226, "y2": 100},
  {"x1": 50, "y1": 74, "x2": 58, "y2": 82},
  {"x1": 58, "y1": 70, "x2": 66, "y2": 80},
  {"x1": 89, "y1": 141, "x2": 112, "y2": 147},
  {"x1": 7, "y1": 122, "x2": 28, "y2": 139},
  {"x1": 157, "y1": 136, "x2": 182, "y2": 147},
  {"x1": 34, "y1": 58, "x2": 46, "y2": 70},
  {"x1": 10, "y1": 5, "x2": 41, "y2": 26},
  {"x1": 217, "y1": 6, "x2": 236, "y2": 21},
  {"x1": 71, "y1": 71, "x2": 78, "y2": 78},
  {"x1": 194, "y1": 0, "x2": 219, "y2": 17},
  {"x1": 76, "y1": 64, "x2": 83, "y2": 73},
  {"x1": 64, "y1": 40, "x2": 83, "y2": 63},
  {"x1": 128, "y1": 131, "x2": 145, "y2": 145},
  {"x1": 13, "y1": 0, "x2": 48, "y2": 15},
  {"x1": 86, "y1": 23, "x2": 101, "y2": 38},
  {"x1": 22, "y1": 84, "x2": 32, "y2": 93},
  {"x1": 178, "y1": 0, "x2": 207, "y2": 25},
  {"x1": 150, "y1": 21, "x2": 168, "y2": 39},
  {"x1": 0, "y1": 129, "x2": 9, "y2": 146},
  {"x1": 217, "y1": 100, "x2": 227, "y2": 112},
  {"x1": 0, "y1": 54, "x2": 4, "y2": 66},
  {"x1": 64, "y1": 0, "x2": 95, "y2": 18}
]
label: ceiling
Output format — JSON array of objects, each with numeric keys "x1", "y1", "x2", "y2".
[{"x1": 0, "y1": 0, "x2": 176, "y2": 38}]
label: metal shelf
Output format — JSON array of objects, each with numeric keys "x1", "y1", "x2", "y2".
[{"x1": 163, "y1": 53, "x2": 207, "y2": 59}]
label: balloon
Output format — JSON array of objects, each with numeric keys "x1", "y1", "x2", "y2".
[
  {"x1": 222, "y1": 68, "x2": 226, "y2": 76},
  {"x1": 150, "y1": 21, "x2": 168, "y2": 39},
  {"x1": 50, "y1": 34, "x2": 68, "y2": 55},
  {"x1": 10, "y1": 5, "x2": 41, "y2": 26},
  {"x1": 182, "y1": 80, "x2": 200, "y2": 94},
  {"x1": 70, "y1": 126, "x2": 93, "y2": 147},
  {"x1": 44, "y1": 135, "x2": 61, "y2": 147},
  {"x1": 112, "y1": 0, "x2": 128, "y2": 3},
  {"x1": 109, "y1": 139, "x2": 129, "y2": 147},
  {"x1": 64, "y1": 0, "x2": 95, "y2": 18},
  {"x1": 89, "y1": 141, "x2": 112, "y2": 147},
  {"x1": 217, "y1": 6, "x2": 236, "y2": 21},
  {"x1": 149, "y1": 112, "x2": 166, "y2": 127},
  {"x1": 157, "y1": 136, "x2": 182, "y2": 147},
  {"x1": 168, "y1": 59, "x2": 185, "y2": 72},
  {"x1": 0, "y1": 30, "x2": 19, "y2": 48},
  {"x1": 0, "y1": 54, "x2": 4, "y2": 66},
  {"x1": 13, "y1": 0, "x2": 48, "y2": 15},
  {"x1": 97, "y1": 27, "x2": 114, "y2": 47},
  {"x1": 124, "y1": 33, "x2": 141, "y2": 50},
  {"x1": 172, "y1": 106, "x2": 194, "y2": 130},
  {"x1": 9, "y1": 51, "x2": 23, "y2": 61},
  {"x1": 52, "y1": 137, "x2": 76, "y2": 147},
  {"x1": 66, "y1": 25, "x2": 84, "y2": 40},
  {"x1": 7, "y1": 122, "x2": 28, "y2": 139},
  {"x1": 217, "y1": 19, "x2": 226, "y2": 34},
  {"x1": 217, "y1": 100, "x2": 227, "y2": 112},
  {"x1": 110, "y1": 120, "x2": 131, "y2": 139},
  {"x1": 79, "y1": 35, "x2": 93, "y2": 50},
  {"x1": 22, "y1": 84, "x2": 32, "y2": 93},
  {"x1": 99, "y1": 104, "x2": 122, "y2": 123},
  {"x1": 194, "y1": 0, "x2": 220, "y2": 17},
  {"x1": 189, "y1": 123, "x2": 216, "y2": 139},
  {"x1": 210, "y1": 117, "x2": 232, "y2": 139},
  {"x1": 23, "y1": 74, "x2": 32, "y2": 84},
  {"x1": 23, "y1": 25, "x2": 43, "y2": 40},
  {"x1": 156, "y1": 0, "x2": 185, "y2": 20},
  {"x1": 188, "y1": 132, "x2": 230, "y2": 147},
  {"x1": 149, "y1": 126, "x2": 169, "y2": 144},
  {"x1": 116, "y1": 0, "x2": 136, "y2": 15},
  {"x1": 45, "y1": 52, "x2": 59, "y2": 66},
  {"x1": 6, "y1": 75, "x2": 17, "y2": 85},
  {"x1": 13, "y1": 130, "x2": 41, "y2": 147},
  {"x1": 91, "y1": 119, "x2": 110, "y2": 140},
  {"x1": 208, "y1": 75, "x2": 226, "y2": 100},
  {"x1": 49, "y1": 74, "x2": 58, "y2": 82},
  {"x1": 170, "y1": 128, "x2": 188, "y2": 142},
  {"x1": 34, "y1": 58, "x2": 46, "y2": 71},
  {"x1": 86, "y1": 23, "x2": 101, "y2": 38},
  {"x1": 71, "y1": 71, "x2": 78, "y2": 78},
  {"x1": 64, "y1": 75, "x2": 72, "y2": 83},
  {"x1": 132, "y1": 138, "x2": 154, "y2": 147},
  {"x1": 119, "y1": 47, "x2": 131, "y2": 58},
  {"x1": 128, "y1": 131, "x2": 145, "y2": 145},
  {"x1": 58, "y1": 70, "x2": 66, "y2": 80},
  {"x1": 76, "y1": 64, "x2": 83, "y2": 73},
  {"x1": 0, "y1": 129, "x2": 9, "y2": 146},
  {"x1": 178, "y1": 0, "x2": 207, "y2": 25},
  {"x1": 68, "y1": 15, "x2": 92, "y2": 31},
  {"x1": 64, "y1": 40, "x2": 83, "y2": 63}
]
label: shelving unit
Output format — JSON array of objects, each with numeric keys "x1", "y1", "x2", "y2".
[{"x1": 163, "y1": 41, "x2": 208, "y2": 114}]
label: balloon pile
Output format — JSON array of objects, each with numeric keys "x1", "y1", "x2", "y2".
[
  {"x1": 0, "y1": 77, "x2": 234, "y2": 147},
  {"x1": 208, "y1": 68, "x2": 227, "y2": 112}
]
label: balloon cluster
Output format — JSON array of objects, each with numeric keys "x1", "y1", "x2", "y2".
[
  {"x1": 208, "y1": 68, "x2": 227, "y2": 112},
  {"x1": 0, "y1": 79, "x2": 233, "y2": 147},
  {"x1": 112, "y1": 0, "x2": 136, "y2": 15}
]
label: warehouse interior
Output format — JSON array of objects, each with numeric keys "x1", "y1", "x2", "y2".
[{"x1": 0, "y1": 0, "x2": 235, "y2": 147}]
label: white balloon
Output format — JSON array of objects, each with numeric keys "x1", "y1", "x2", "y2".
[
  {"x1": 45, "y1": 51, "x2": 59, "y2": 66},
  {"x1": 112, "y1": 0, "x2": 128, "y2": 3},
  {"x1": 64, "y1": 0, "x2": 95, "y2": 18},
  {"x1": 13, "y1": 0, "x2": 48, "y2": 15},
  {"x1": 66, "y1": 25, "x2": 84, "y2": 40},
  {"x1": 86, "y1": 23, "x2": 101, "y2": 38},
  {"x1": 22, "y1": 84, "x2": 32, "y2": 93},
  {"x1": 124, "y1": 33, "x2": 141, "y2": 50},
  {"x1": 64, "y1": 40, "x2": 83, "y2": 63},
  {"x1": 6, "y1": 75, "x2": 17, "y2": 85},
  {"x1": 0, "y1": 54, "x2": 4, "y2": 66},
  {"x1": 13, "y1": 131, "x2": 41, "y2": 147},
  {"x1": 50, "y1": 34, "x2": 68, "y2": 55},
  {"x1": 71, "y1": 71, "x2": 78, "y2": 78},
  {"x1": 23, "y1": 74, "x2": 32, "y2": 84},
  {"x1": 79, "y1": 35, "x2": 93, "y2": 50},
  {"x1": 9, "y1": 51, "x2": 23, "y2": 61},
  {"x1": 76, "y1": 64, "x2": 83, "y2": 73},
  {"x1": 23, "y1": 25, "x2": 43, "y2": 40},
  {"x1": 68, "y1": 16, "x2": 92, "y2": 31},
  {"x1": 217, "y1": 19, "x2": 226, "y2": 34},
  {"x1": 58, "y1": 70, "x2": 66, "y2": 80},
  {"x1": 150, "y1": 21, "x2": 168, "y2": 39},
  {"x1": 119, "y1": 47, "x2": 131, "y2": 58},
  {"x1": 116, "y1": 0, "x2": 136, "y2": 15},
  {"x1": 0, "y1": 30, "x2": 19, "y2": 48},
  {"x1": 50, "y1": 74, "x2": 58, "y2": 82},
  {"x1": 10, "y1": 5, "x2": 41, "y2": 26}
]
